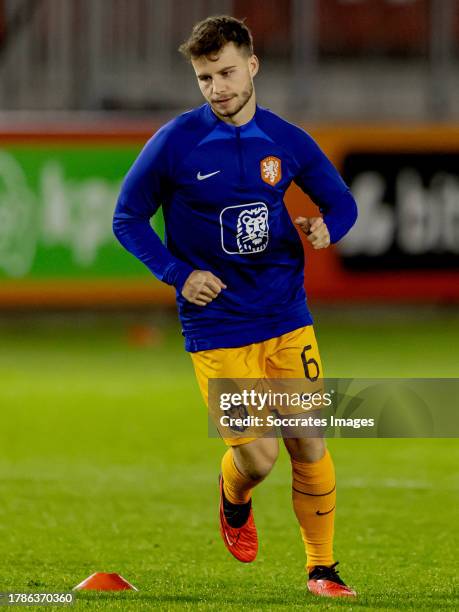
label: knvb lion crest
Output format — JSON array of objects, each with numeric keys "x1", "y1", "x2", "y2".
[
  {"x1": 220, "y1": 202, "x2": 269, "y2": 255},
  {"x1": 260, "y1": 156, "x2": 281, "y2": 186},
  {"x1": 236, "y1": 205, "x2": 269, "y2": 253}
]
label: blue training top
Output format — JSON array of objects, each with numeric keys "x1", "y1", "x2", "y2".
[{"x1": 113, "y1": 103, "x2": 357, "y2": 352}]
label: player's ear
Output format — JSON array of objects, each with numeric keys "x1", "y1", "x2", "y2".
[{"x1": 248, "y1": 54, "x2": 259, "y2": 78}]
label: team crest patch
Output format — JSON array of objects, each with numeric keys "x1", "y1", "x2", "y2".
[
  {"x1": 220, "y1": 202, "x2": 269, "y2": 255},
  {"x1": 260, "y1": 156, "x2": 281, "y2": 186}
]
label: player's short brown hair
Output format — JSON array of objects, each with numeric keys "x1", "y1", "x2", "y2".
[{"x1": 179, "y1": 15, "x2": 254, "y2": 60}]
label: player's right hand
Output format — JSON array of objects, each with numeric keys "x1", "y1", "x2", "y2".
[{"x1": 181, "y1": 270, "x2": 227, "y2": 306}]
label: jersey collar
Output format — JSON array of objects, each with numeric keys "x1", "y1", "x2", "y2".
[{"x1": 203, "y1": 102, "x2": 260, "y2": 132}]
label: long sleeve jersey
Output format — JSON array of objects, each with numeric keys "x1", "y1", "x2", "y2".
[{"x1": 113, "y1": 103, "x2": 357, "y2": 352}]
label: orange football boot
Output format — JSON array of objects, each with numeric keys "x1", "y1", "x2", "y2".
[
  {"x1": 219, "y1": 475, "x2": 258, "y2": 563},
  {"x1": 307, "y1": 562, "x2": 357, "y2": 598}
]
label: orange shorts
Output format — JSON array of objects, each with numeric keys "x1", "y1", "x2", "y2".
[{"x1": 190, "y1": 325, "x2": 323, "y2": 446}]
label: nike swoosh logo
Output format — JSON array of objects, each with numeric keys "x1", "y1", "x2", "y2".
[
  {"x1": 197, "y1": 170, "x2": 221, "y2": 181},
  {"x1": 316, "y1": 506, "x2": 335, "y2": 516},
  {"x1": 224, "y1": 530, "x2": 240, "y2": 547}
]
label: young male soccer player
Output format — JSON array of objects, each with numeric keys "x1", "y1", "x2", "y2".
[{"x1": 113, "y1": 16, "x2": 358, "y2": 599}]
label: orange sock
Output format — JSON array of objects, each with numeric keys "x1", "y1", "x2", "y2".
[
  {"x1": 291, "y1": 449, "x2": 336, "y2": 572},
  {"x1": 221, "y1": 449, "x2": 258, "y2": 504}
]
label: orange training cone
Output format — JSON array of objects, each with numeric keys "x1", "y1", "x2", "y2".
[{"x1": 73, "y1": 572, "x2": 138, "y2": 591}]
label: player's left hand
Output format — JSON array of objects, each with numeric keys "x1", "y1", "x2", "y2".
[{"x1": 294, "y1": 216, "x2": 331, "y2": 249}]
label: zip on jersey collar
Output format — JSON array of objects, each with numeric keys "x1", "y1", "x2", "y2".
[{"x1": 204, "y1": 102, "x2": 261, "y2": 133}]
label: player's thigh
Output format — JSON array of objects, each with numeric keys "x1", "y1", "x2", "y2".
[
  {"x1": 190, "y1": 343, "x2": 265, "y2": 447},
  {"x1": 190, "y1": 343, "x2": 264, "y2": 405},
  {"x1": 265, "y1": 325, "x2": 323, "y2": 380},
  {"x1": 266, "y1": 326, "x2": 325, "y2": 451}
]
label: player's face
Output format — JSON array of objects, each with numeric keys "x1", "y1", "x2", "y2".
[{"x1": 191, "y1": 42, "x2": 259, "y2": 122}]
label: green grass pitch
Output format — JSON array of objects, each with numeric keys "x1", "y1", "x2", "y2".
[{"x1": 0, "y1": 310, "x2": 458, "y2": 610}]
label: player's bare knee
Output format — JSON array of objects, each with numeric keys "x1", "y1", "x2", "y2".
[
  {"x1": 243, "y1": 457, "x2": 276, "y2": 481},
  {"x1": 260, "y1": 438, "x2": 279, "y2": 468},
  {"x1": 253, "y1": 447, "x2": 279, "y2": 480},
  {"x1": 233, "y1": 438, "x2": 278, "y2": 481},
  {"x1": 283, "y1": 436, "x2": 326, "y2": 463}
]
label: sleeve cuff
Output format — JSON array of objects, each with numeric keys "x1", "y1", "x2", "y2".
[{"x1": 162, "y1": 261, "x2": 194, "y2": 292}]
